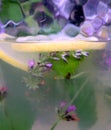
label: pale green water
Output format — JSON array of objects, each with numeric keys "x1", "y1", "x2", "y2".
[{"x1": 0, "y1": 49, "x2": 111, "y2": 130}]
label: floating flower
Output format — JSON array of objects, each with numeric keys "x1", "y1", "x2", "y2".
[
  {"x1": 28, "y1": 59, "x2": 35, "y2": 69},
  {"x1": 45, "y1": 63, "x2": 52, "y2": 68},
  {"x1": 66, "y1": 105, "x2": 76, "y2": 113},
  {"x1": 57, "y1": 102, "x2": 79, "y2": 122}
]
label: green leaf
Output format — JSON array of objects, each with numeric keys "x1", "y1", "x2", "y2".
[
  {"x1": 50, "y1": 54, "x2": 83, "y2": 78},
  {"x1": 39, "y1": 21, "x2": 61, "y2": 35},
  {"x1": 0, "y1": 105, "x2": 12, "y2": 130},
  {"x1": 0, "y1": 61, "x2": 36, "y2": 130},
  {"x1": 74, "y1": 77, "x2": 97, "y2": 130},
  {"x1": 22, "y1": 2, "x2": 31, "y2": 16},
  {"x1": 0, "y1": 1, "x2": 24, "y2": 23},
  {"x1": 29, "y1": 0, "x2": 42, "y2": 2}
]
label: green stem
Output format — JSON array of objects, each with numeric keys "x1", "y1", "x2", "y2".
[
  {"x1": 2, "y1": 100, "x2": 15, "y2": 130},
  {"x1": 50, "y1": 118, "x2": 61, "y2": 130},
  {"x1": 69, "y1": 77, "x2": 89, "y2": 105},
  {"x1": 71, "y1": 71, "x2": 87, "y2": 79},
  {"x1": 50, "y1": 76, "x2": 89, "y2": 130}
]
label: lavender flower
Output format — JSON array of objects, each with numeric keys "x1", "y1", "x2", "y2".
[
  {"x1": 57, "y1": 102, "x2": 79, "y2": 122},
  {"x1": 67, "y1": 105, "x2": 76, "y2": 112},
  {"x1": 45, "y1": 63, "x2": 52, "y2": 68},
  {"x1": 28, "y1": 59, "x2": 35, "y2": 69}
]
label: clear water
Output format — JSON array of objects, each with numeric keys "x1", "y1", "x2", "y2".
[
  {"x1": 0, "y1": 0, "x2": 111, "y2": 130},
  {"x1": 0, "y1": 47, "x2": 111, "y2": 130}
]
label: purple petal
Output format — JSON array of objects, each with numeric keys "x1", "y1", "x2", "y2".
[
  {"x1": 67, "y1": 105, "x2": 76, "y2": 112},
  {"x1": 28, "y1": 59, "x2": 35, "y2": 68},
  {"x1": 45, "y1": 63, "x2": 52, "y2": 68}
]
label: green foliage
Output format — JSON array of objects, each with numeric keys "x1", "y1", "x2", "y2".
[
  {"x1": 51, "y1": 56, "x2": 81, "y2": 78},
  {"x1": 39, "y1": 21, "x2": 61, "y2": 35},
  {"x1": 29, "y1": 0, "x2": 42, "y2": 2},
  {"x1": 75, "y1": 78, "x2": 97, "y2": 130},
  {"x1": 0, "y1": 1, "x2": 24, "y2": 23},
  {"x1": 0, "y1": 61, "x2": 36, "y2": 130},
  {"x1": 22, "y1": 1, "x2": 31, "y2": 16}
]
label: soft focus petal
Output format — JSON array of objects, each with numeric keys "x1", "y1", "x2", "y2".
[
  {"x1": 60, "y1": 101, "x2": 66, "y2": 108},
  {"x1": 45, "y1": 63, "x2": 52, "y2": 68},
  {"x1": 28, "y1": 59, "x2": 35, "y2": 68},
  {"x1": 67, "y1": 105, "x2": 76, "y2": 112}
]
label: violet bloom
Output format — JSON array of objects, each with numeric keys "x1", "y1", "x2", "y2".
[
  {"x1": 28, "y1": 59, "x2": 35, "y2": 69},
  {"x1": 45, "y1": 63, "x2": 52, "y2": 68},
  {"x1": 67, "y1": 105, "x2": 76, "y2": 112}
]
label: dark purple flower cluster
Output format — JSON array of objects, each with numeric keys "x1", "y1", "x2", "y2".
[
  {"x1": 57, "y1": 102, "x2": 80, "y2": 122},
  {"x1": 28, "y1": 59, "x2": 52, "y2": 70}
]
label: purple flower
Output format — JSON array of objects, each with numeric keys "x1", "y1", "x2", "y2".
[
  {"x1": 67, "y1": 105, "x2": 76, "y2": 112},
  {"x1": 28, "y1": 59, "x2": 35, "y2": 69},
  {"x1": 45, "y1": 63, "x2": 52, "y2": 68}
]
